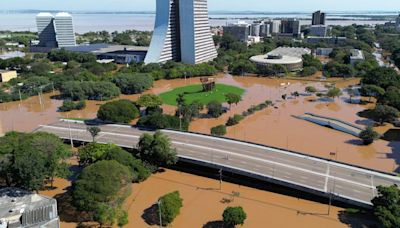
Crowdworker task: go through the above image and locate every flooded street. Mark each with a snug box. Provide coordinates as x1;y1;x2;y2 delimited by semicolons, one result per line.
1;74;399;173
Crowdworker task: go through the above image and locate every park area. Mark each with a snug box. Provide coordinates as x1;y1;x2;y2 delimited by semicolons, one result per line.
159;83;245;106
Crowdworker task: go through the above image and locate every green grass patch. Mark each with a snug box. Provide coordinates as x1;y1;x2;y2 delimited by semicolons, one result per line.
159;84;245;106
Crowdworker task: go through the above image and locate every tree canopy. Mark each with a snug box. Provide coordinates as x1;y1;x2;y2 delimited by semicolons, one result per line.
137;131;178;167
372;185;400;228
97;99;139;123
222;206;247;227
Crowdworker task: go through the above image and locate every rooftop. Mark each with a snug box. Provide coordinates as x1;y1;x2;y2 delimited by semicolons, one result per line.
0;188;56;220
267;47;311;58
64;43;148;54
36;12;53;17
250;54;302;65
55;12;72;17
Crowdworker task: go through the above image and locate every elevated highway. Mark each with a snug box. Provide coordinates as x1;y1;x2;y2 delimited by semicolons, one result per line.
34;120;400;208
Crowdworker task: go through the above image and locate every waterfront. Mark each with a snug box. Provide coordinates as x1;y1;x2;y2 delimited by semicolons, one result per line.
0;12;393;33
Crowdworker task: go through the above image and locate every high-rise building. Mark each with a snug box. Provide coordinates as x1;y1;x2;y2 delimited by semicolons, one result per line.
36;13;57;48
280;19;301;36
144;0;217;65
223;21;251;42
35;12;76;49
54;12;76;48
251;23;262;37
396;14;400;27
312;10;326;25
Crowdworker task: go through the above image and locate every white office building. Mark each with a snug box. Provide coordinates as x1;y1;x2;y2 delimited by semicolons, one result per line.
54;12;76;48
36;12;76;49
36;13;57;48
145;0;217;65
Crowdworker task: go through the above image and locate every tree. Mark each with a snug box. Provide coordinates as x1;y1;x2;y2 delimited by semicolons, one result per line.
137;131;178;167
371;105;399;125
101;146;151;182
59;100;86;112
359;126;380;145
372;185;400;228
211;125;227;136
305;86;317;93
346;88;357;104
113;73;154;94
137;94;163;110
225;93;241;109
97;99;140;123
78;143;113;166
222;206;247;227
73;160;133;213
326;87;342;100
157;191;183;226
137;113;190;131
361;67;400;90
60;81;121;101
87;126;101;142
226;115;244;126
207;101;224;118
361;84;385;102
0;132;71;191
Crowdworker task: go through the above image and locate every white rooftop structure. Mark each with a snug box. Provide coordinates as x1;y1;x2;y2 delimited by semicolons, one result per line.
0;188;59;228
267;47;312;58
350;49;365;64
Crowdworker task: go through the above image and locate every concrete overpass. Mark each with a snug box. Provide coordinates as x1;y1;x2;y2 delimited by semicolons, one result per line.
34;120;400;208
296;113;364;137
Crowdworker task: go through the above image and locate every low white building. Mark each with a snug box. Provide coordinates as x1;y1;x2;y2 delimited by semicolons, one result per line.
350;49;365;65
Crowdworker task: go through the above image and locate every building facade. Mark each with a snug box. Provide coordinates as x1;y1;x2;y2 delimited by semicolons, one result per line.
36;13;57;48
223;22;251;42
309;25;329;37
54;12;76;48
312;10;326;25
145;0;217;65
0;70;17;82
280;19;301;37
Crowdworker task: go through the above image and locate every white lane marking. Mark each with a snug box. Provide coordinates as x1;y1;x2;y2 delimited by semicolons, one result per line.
39;125;382;190
49;123;400;183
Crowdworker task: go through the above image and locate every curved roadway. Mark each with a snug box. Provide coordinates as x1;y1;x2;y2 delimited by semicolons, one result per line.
34;120;400;207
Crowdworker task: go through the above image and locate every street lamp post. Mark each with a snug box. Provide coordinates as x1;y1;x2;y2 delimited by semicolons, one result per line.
219;168;223;190
158;200;162;228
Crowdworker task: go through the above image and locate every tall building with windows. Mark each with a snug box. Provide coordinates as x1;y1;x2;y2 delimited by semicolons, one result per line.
35;12;76;49
54;12;76;48
312;10;326;25
145;0;217;65
36;13;57;48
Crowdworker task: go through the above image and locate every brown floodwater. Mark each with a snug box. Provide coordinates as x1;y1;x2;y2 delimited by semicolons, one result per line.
0;74;399;173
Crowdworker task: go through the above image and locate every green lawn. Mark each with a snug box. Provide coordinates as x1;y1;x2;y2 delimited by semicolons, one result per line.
159;84;245;106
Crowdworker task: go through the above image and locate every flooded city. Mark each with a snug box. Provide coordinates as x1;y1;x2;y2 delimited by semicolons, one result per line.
1;73;398;173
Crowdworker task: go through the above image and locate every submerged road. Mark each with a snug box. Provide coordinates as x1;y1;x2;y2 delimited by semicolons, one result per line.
35;120;400;207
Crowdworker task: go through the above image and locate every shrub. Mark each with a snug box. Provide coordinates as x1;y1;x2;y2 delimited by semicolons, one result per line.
59;100;86;112
226;114;244;126
207;101;224;118
157;191;183;226
97;100;139;123
223;206;247;227
137;113;189;131
359;126;380;145
211;125;227;136
113;73;154;94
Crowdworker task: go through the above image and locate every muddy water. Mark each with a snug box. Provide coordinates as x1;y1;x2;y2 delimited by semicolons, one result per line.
0;74;398;172
125;169;352;228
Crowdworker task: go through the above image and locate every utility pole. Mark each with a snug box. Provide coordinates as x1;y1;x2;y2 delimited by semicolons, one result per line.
219;168;223;190
67;114;74;148
158;199;163;228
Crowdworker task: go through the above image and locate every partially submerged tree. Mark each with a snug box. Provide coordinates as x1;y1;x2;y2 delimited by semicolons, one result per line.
222;206;247;227
359;126;380;145
372;185;400;228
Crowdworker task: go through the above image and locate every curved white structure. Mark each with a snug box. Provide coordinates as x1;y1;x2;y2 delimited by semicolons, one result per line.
145;0;217;65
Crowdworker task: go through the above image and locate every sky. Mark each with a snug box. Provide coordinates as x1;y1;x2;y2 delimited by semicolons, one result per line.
1;0;400;12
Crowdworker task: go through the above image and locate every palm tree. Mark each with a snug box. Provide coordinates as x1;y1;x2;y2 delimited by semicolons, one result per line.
87;126;101;142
